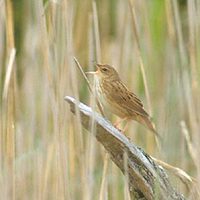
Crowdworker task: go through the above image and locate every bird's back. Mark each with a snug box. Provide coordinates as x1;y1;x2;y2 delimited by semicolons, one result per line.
101;79;149;118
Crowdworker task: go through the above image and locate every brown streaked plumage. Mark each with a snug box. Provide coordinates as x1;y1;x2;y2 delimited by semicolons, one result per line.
87;64;159;137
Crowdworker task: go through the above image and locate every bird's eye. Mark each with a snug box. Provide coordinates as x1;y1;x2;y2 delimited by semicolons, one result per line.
102;68;108;72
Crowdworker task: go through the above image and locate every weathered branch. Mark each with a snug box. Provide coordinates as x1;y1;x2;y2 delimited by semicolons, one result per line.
65;96;185;200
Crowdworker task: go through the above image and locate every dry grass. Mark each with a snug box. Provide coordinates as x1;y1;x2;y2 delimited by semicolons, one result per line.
0;0;200;199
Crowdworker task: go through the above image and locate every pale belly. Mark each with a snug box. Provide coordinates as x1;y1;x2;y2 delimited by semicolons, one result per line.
94;77;129;119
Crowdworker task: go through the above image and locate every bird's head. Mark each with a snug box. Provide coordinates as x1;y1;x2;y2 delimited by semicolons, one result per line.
86;64;119;81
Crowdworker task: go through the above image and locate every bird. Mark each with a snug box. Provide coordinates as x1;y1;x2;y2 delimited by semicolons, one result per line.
86;64;159;138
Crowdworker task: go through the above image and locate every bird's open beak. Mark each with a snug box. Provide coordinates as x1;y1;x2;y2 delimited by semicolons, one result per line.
85;64;102;75
85;71;98;75
96;64;102;67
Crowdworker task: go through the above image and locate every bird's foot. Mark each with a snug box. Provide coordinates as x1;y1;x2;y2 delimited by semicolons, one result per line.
114;124;122;132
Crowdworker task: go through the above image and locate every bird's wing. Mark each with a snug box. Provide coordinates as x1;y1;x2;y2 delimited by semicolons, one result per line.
107;81;149;117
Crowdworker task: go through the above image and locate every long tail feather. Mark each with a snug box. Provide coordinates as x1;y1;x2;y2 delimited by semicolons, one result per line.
137;116;161;140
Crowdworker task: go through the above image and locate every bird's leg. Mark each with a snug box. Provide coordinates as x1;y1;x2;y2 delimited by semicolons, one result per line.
114;117;129;131
121;119;131;133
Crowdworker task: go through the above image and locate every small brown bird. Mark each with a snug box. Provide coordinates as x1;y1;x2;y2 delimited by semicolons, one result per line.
87;64;159;137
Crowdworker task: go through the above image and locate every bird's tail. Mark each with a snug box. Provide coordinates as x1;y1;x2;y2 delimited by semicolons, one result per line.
137;115;161;140
137;115;162;151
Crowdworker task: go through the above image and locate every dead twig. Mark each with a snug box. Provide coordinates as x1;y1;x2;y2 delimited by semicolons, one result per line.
73;57;105;117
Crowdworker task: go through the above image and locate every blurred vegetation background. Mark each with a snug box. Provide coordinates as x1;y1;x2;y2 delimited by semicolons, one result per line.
0;0;200;199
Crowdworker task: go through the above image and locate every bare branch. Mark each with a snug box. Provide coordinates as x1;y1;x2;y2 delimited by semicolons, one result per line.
65;96;186;200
